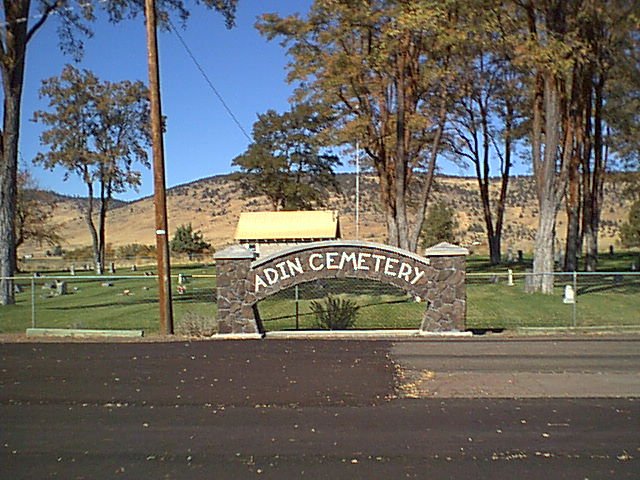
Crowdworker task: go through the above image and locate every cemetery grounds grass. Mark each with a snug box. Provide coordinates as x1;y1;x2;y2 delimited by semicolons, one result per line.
1;252;639;334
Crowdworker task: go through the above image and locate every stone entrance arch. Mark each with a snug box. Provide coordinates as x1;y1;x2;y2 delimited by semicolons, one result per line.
214;241;468;335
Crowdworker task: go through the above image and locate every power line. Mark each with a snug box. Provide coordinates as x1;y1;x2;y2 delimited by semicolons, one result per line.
167;17;252;142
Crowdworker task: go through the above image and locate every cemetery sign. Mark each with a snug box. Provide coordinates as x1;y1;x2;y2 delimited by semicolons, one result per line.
215;240;468;335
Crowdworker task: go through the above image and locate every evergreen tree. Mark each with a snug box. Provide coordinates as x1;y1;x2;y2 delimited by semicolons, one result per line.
420;202;458;250
232;104;341;211
170;224;211;259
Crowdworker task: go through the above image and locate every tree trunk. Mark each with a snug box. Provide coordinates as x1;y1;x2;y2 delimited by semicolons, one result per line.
491;100;513;267
564;155;581;272
394;67;410;252
97;177;110;274
489;234;502;266
531;72;564;294
407;99;445;253
0;0;30;305
83;184;102;275
564;200;580;271
532;200;557;294
583;76;606;272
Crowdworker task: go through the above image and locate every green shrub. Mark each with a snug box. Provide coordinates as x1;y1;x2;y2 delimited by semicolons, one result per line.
310;295;359;330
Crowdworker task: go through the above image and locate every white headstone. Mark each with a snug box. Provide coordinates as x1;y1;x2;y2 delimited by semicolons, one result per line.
507;269;514;287
563;285;575;304
55;280;67;296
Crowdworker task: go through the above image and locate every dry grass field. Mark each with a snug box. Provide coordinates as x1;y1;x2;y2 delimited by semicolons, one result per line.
19;174;634;257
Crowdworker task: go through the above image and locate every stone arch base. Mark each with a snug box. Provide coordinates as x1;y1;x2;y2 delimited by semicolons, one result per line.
214;241;468;335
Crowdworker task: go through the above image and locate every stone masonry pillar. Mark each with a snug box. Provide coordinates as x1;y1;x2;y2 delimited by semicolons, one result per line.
214;245;258;334
420;242;468;332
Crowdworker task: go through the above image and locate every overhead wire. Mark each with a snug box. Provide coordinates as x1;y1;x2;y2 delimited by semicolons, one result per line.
167;17;252;142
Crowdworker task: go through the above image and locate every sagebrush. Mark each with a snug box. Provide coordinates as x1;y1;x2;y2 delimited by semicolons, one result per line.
175;311;217;337
310;295;359;330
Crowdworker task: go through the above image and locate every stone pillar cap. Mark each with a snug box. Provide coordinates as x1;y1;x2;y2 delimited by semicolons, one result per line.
423;242;469;256
214;244;256;260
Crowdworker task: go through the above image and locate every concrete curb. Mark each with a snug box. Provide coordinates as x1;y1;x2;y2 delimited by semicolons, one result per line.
263;330;472;340
417;330;474;337
26;328;144;338
210;333;264;340
517;326;640;335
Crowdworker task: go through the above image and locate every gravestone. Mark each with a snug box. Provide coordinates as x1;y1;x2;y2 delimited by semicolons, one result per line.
69;264;75;276
109;262;116;274
507;269;514;286
517;250;524;263
131;264;137;272
563;285;575;304
55;280;67;296
506;247;514;263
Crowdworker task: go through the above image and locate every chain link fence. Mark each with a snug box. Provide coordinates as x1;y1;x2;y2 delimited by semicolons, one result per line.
17;254;213;274
1;271;639;334
2;273;217;334
256;272;640;332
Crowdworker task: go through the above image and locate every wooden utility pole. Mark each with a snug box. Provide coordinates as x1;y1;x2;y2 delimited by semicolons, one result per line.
144;0;174;334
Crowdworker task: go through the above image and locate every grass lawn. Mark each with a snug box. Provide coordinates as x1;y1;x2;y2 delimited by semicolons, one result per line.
0;265;217;335
1;253;638;334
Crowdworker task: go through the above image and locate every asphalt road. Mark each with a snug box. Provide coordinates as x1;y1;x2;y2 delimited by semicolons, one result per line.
1;337;639;479
393;337;640;398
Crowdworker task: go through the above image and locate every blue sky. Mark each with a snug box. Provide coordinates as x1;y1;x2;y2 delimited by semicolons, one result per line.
18;1;316;201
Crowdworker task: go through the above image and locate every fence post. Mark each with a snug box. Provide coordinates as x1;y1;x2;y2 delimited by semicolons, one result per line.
295;285;299;330
31;275;36;328
572;271;577;328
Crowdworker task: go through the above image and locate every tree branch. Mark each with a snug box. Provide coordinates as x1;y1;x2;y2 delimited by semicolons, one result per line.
26;1;59;45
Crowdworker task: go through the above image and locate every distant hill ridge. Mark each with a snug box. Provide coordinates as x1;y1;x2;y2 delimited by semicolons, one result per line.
20;173;634;255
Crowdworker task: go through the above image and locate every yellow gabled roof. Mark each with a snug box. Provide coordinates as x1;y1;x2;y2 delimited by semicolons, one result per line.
235;210;341;241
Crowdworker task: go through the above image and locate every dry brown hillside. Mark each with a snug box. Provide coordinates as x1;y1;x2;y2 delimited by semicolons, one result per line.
20;174;634;257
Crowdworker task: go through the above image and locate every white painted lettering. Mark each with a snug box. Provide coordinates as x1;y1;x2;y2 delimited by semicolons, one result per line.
276;262;291;280
372;254;386;272
384;258;399;276
309;253;324;271
326;252;339;270
287;258;304;276
357;252;371;271
398;262;412;282
264;267;279;285
255;274;268;292
410;267;426;285
339;251;358;270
